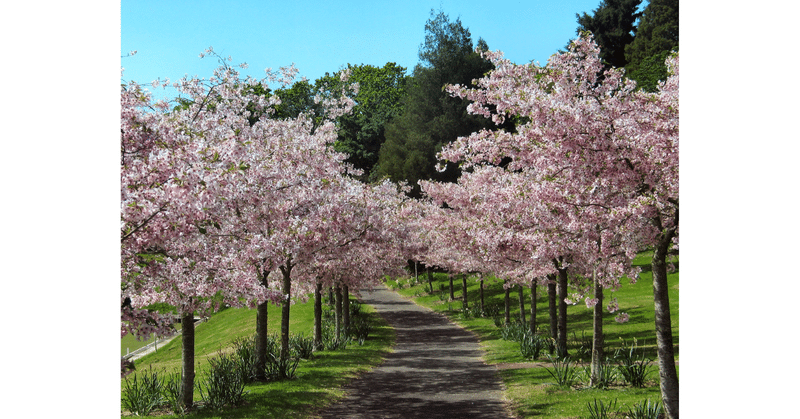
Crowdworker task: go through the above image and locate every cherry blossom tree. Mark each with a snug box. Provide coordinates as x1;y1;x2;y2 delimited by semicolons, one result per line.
440;34;678;417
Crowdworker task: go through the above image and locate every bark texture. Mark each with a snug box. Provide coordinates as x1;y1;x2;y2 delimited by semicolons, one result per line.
590;271;604;386
314;282;323;349
180;311;195;408
279;260;293;378
556;263;569;357
653;227;679;419
254;268;270;380
547;275;558;341
530;279;537;335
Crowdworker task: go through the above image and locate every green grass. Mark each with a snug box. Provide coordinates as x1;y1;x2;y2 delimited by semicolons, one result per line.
121;297;395;418
389;250;678;419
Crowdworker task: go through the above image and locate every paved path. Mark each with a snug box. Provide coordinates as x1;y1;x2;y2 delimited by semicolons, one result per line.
319;286;515;419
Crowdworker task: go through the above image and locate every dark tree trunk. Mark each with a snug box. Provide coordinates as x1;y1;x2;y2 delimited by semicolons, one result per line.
504;282;511;327
479;278;485;314
254;268;270;380
548;275;558;341
530;279;537;335
653;225;679;419
254;299;269;380
449;273;455;301
427;268;434;293
314;282;323;350
461;273;468;310
180;311;195;408
279;260;293;378
334;283;342;340
556;262;569;357
343;284;350;336
590;270;604;386
518;284;526;326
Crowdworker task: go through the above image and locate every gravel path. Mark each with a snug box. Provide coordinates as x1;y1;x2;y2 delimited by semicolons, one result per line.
318;286;515;419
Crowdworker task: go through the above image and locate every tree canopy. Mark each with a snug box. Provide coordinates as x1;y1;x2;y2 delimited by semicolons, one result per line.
374;9;498;197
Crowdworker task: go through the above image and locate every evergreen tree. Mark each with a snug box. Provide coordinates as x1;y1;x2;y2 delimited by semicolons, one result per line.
331;63;409;181
625;0;679;91
575;0;643;68
374;9;496;197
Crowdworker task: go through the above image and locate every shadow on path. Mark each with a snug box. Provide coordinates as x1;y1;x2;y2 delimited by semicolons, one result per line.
318;287;514;419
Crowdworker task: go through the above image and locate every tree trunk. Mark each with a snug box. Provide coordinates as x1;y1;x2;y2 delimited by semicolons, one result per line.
279;260;293;379
530;279;537;335
590;269;604;386
653;227;679;419
334;283;342;340
518;284;526;326
343;284;350;337
461;273;469;310
556;263;569;357
479;278;485;314
254;269;269;381
254;299;269;380
180;311;195;408
504;282;511;327
314;282;323;350
449;273;455;301
548;275;558;342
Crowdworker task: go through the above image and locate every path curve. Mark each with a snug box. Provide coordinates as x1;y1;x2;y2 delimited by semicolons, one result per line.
318;286;515;419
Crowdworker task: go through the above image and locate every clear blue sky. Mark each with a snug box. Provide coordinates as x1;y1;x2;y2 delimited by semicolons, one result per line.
122;0;617;101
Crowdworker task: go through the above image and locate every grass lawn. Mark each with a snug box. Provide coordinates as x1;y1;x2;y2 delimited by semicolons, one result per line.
388;250;678;419
121;296;395;418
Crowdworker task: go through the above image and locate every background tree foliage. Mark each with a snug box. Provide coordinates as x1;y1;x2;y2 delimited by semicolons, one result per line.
625;0;679;92
329;63;409;181
575;0;643;69
374;9;499;197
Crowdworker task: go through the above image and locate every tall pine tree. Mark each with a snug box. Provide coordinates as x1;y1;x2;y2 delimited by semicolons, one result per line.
374;9;495;197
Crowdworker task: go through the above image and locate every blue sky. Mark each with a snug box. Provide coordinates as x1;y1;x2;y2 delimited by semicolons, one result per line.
122;0;615;101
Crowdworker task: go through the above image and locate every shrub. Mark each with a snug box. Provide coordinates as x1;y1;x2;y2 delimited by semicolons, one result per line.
582;357;617;389
266;352;300;380
519;333;554;360
231;335;258;383
197;351;248;410
586;398;618;419
501;322;528;342
627;399;663;419
162;372;184;415
544;355;580;388
614;338;653;387
290;333;315;359
121;367;165;416
348;316;372;345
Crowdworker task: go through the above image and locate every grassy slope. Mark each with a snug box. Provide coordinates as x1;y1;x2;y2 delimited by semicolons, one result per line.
122;297;395;418
389;251;678;419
